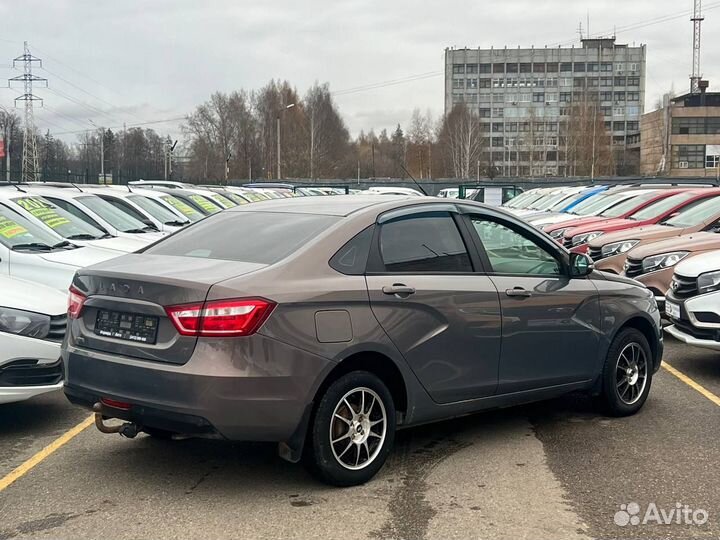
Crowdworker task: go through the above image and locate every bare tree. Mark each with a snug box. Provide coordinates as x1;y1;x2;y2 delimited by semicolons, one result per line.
437;104;485;179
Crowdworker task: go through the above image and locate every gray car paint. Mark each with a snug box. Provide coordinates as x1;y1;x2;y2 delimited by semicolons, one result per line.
63;195;663;459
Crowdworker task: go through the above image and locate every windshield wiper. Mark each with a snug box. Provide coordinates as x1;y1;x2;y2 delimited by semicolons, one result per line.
123;228;147;234
52;240;76;249
164;220;189;227
11;242;54;251
66;234;100;240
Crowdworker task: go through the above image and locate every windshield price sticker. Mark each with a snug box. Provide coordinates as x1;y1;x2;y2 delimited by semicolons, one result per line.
188;195;218;213
0;216;28;239
162;196;198;217
15;198;71;229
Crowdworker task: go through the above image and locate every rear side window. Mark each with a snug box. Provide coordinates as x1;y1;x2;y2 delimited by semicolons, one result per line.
378;212;473;273
330;226;374;275
146;211;339;264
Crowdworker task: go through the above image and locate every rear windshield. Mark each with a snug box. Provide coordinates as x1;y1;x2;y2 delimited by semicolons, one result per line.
145;211;340;264
600;192;659;218
629;192;696;221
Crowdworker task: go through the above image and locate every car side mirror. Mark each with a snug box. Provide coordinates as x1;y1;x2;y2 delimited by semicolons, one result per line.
570;252;594;277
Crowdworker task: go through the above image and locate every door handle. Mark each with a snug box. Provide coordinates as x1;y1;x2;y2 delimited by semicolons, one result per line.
382;284;416;297
505;288;532;298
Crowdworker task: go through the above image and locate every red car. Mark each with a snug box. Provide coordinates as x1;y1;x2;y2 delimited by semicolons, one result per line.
543;189;665;241
563;188;720;253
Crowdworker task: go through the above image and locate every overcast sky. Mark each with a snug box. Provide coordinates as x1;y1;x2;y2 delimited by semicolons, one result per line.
0;0;717;143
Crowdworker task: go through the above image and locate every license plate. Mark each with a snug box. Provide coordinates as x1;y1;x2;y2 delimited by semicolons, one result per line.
665;301;680;319
95;310;159;344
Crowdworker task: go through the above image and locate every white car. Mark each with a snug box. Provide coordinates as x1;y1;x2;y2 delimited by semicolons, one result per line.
0;275;68;404
366;186;424;197
80;185;191;233
0;204;117;290
665;250;720;351
129;181;238;210
21;184;165;243
0;187;146;253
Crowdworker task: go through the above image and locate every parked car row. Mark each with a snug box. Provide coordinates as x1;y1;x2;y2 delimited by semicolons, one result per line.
504;182;720;352
0;180;326;406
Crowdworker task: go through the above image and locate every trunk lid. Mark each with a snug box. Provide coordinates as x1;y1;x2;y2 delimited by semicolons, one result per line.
71;254;267;364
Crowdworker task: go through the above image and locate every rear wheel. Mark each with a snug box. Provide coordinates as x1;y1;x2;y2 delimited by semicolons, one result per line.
305;371;396;486
599;328;653;416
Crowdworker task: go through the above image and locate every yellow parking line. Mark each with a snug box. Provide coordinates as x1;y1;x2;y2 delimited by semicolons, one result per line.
0;414;94;493
662;362;720;407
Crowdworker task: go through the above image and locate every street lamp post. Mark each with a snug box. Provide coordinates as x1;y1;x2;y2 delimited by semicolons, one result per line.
89;120;104;183
277;103;295;179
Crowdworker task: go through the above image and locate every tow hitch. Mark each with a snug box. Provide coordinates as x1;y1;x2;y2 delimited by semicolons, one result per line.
92;402;141;438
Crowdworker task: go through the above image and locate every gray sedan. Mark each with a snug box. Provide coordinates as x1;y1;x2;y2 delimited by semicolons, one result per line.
63;196;663;486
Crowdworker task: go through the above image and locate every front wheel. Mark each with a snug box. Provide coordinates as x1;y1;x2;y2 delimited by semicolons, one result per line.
305;371;396;486
599;328;653;417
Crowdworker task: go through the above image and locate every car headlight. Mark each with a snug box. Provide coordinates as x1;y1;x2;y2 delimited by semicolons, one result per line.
572;231;603;246
697;270;720;295
0;307;51;339
601;240;640;257
548;228;567;239
641;251;689;274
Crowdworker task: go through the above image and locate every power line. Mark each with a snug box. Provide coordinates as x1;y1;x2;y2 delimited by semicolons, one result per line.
332;72;443;97
52;115;187;136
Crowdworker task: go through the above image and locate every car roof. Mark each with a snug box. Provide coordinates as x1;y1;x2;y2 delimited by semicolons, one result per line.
228;194;469;217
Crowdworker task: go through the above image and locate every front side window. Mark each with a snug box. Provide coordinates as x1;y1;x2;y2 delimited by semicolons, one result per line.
471;218;562;276
379;213;472;273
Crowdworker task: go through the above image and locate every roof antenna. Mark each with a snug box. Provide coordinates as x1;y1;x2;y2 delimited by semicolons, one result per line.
9;182;26;193
69;183;83;193
398;163;428;196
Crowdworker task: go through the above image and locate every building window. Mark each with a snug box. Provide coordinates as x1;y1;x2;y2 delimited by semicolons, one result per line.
615;91;626;102
615;63;625;73
492;92;504;101
506;63;519;73
479;108;491;118
492;122;504;132
466;93;478;103
518;122;530;132
627;77;640;87
480;122;491;133
467;78;478;89
533;63;546;73
479;63;491;74
453;79;464;89
466;64;479;74
613;106;625;116
453;64;465;74
506;137;517;146
626;105;640;117
493;63;505;73
707;154;720;169
600;91;613;101
519;93;531;102
479;78;491;88
587;77;600;87
559;92;572;103
600;106;612;116
560;62;573;72
587;63;599;72
672;117;720;135
546;77;557;87
559;77;573;87
601;63;613;72
613;121;625;131
547;136;558;146
573;78;586;88
600;77;613;87
546;121;558;131
614;76;626;86
672;145;705;169
507;122;518;132
492;107;504;117
520;63;532;73
492;137;504;147
452;94;464;103
546;62;559;73
627;121;639;131
629;62;639;73
492;78;505;88
574;62;586;72
613;135;626;145
627;92;640;102
533;92;545;103
479;93;491;103
546;92;558;102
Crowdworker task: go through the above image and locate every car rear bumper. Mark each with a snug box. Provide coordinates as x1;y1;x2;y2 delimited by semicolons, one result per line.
665;324;720;351
63;335;333;442
0;382;63;404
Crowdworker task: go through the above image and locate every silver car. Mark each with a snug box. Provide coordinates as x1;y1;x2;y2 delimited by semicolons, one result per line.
63;196;663;486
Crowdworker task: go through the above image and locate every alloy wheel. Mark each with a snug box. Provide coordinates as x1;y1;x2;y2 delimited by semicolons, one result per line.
615;342;648;405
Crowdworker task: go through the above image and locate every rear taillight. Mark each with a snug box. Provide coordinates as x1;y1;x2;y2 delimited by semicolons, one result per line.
165;298;275;337
68;285;87;319
100;397;132;410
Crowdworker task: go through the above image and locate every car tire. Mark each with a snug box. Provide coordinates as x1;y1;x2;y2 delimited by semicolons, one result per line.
600;328;653;417
305;371;396;487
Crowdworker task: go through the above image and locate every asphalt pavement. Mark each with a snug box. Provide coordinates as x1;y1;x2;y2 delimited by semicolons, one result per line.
0;336;718;540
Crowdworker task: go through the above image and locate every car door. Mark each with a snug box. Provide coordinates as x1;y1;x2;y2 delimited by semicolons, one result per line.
365;206;502;403
463;212;601;394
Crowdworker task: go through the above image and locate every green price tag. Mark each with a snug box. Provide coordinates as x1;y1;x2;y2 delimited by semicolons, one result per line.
162;196;199;217
15;197;71;229
0;216;28;239
210;194;235;209
188;195;220;214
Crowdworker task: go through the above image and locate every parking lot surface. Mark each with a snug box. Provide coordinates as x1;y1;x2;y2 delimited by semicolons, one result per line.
1;336;719;540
